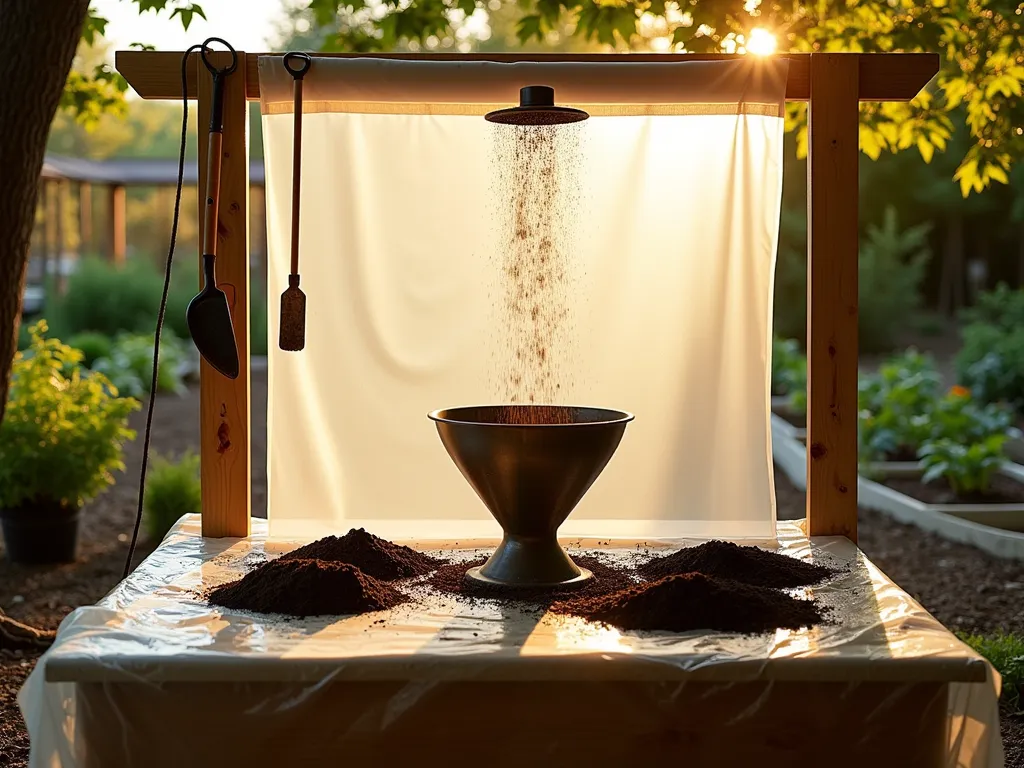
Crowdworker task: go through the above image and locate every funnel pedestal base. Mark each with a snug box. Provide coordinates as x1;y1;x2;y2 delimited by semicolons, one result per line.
465;535;594;590
465;565;593;590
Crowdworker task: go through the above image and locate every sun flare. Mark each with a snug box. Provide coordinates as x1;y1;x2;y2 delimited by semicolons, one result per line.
746;27;778;56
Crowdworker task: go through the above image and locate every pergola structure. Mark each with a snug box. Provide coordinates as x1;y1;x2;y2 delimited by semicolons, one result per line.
33;154;267;287
115;50;940;544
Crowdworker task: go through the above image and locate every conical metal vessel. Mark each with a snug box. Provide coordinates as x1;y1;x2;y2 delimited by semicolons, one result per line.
429;405;633;588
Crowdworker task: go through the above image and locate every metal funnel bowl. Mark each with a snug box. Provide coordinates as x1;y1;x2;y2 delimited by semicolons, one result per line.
428;405;634;589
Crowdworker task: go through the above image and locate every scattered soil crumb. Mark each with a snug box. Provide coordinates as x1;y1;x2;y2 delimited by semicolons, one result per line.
428;554;633;606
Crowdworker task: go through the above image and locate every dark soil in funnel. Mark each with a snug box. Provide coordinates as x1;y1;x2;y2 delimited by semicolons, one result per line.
429;554;634;605
553;572;824;634
280;528;445;580
638;540;836;589
208;558;406;617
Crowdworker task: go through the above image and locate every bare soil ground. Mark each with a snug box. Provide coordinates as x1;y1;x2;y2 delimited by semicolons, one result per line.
1;372;1020;765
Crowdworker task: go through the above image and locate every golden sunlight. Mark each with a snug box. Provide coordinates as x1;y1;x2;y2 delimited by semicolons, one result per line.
746;27;778;56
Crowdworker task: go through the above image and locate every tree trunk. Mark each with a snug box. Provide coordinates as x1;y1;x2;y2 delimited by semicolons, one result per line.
0;0;90;645
0;0;89;414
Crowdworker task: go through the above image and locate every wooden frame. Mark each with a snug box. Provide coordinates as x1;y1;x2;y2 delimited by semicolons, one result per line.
115;51;938;542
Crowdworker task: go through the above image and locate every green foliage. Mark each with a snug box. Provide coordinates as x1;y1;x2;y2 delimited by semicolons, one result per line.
47;259;192;342
144;451;201;541
92;332;188;399
771;336;803;396
0;322;138;509
772;207;808;342
956;285;1024;416
857;208;931;353
66;331;114;368
928;389;1018;445
920;436;1007;495
251;291;269;357
957;631;1024;713
858;350;942;462
65;2;202;127
771;207;930;352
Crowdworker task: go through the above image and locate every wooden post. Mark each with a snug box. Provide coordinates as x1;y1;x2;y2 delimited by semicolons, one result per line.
196;52;251;538
41;181;53;289
108;185;127;264
79;181;93;256
806;54;860;540
55;180;66;294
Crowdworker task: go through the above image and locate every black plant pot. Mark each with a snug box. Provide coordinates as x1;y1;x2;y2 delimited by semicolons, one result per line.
0;502;81;565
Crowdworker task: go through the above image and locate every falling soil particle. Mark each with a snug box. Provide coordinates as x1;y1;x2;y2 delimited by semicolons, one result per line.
428;554;634;606
552;572;824;634
207;558;405;617
280;528;445;580
490;122;582;421
638;540;835;589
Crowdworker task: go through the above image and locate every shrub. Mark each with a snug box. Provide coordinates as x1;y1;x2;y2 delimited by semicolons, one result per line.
920;436;1007;495
66;331;114;368
771;206;931;353
956;286;1024;417
92;331;189;399
957;631;1024;712
144;451;201;541
0;322;138;510
858;350;942;462
46;258;193;342
771;336;804;396
858;208;931;353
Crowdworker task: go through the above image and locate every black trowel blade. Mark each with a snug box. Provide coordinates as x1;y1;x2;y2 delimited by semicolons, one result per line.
187;287;240;379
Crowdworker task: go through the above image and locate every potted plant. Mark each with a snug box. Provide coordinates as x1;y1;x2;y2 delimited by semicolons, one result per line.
0;322;138;564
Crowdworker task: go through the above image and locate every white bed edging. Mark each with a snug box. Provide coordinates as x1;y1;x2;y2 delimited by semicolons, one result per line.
858;470;1024;561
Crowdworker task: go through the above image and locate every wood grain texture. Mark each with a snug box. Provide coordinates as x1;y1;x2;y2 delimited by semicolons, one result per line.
115;51;938;103
196;52;251;539
806;54;860;541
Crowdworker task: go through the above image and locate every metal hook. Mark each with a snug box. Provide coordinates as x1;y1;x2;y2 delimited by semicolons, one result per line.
200;36;238;76
283;52;312;80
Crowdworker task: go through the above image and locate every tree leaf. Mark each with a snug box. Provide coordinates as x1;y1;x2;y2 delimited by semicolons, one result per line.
516;14;543;43
917;136;934;164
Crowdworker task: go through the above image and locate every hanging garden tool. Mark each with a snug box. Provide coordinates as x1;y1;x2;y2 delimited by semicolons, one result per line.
186;39;241;379
279;52;312;351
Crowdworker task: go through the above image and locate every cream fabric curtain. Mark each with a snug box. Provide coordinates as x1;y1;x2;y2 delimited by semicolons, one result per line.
259;57;788;539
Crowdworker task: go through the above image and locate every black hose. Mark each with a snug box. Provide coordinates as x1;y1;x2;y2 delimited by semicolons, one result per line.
123;39;233;579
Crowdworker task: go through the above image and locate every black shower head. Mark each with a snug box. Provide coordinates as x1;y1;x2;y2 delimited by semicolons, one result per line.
485;85;589;126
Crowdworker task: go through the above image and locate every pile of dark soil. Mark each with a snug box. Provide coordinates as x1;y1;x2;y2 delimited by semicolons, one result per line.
638;540;834;589
553;572;824;633
208;558;405;617
429;554;633;606
280;528;444;580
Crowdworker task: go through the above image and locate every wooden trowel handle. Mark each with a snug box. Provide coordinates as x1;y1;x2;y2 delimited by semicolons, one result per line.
202;71;226;260
202;130;223;258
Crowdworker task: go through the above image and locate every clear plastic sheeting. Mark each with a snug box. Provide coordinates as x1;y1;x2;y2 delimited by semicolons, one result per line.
259;58;787;539
21;516;1001;767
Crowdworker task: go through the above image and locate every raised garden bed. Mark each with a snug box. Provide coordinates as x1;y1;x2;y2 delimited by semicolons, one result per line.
858;464;1024;561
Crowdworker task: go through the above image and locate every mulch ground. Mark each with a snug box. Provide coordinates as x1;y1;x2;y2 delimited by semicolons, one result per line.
1;376;1021;765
